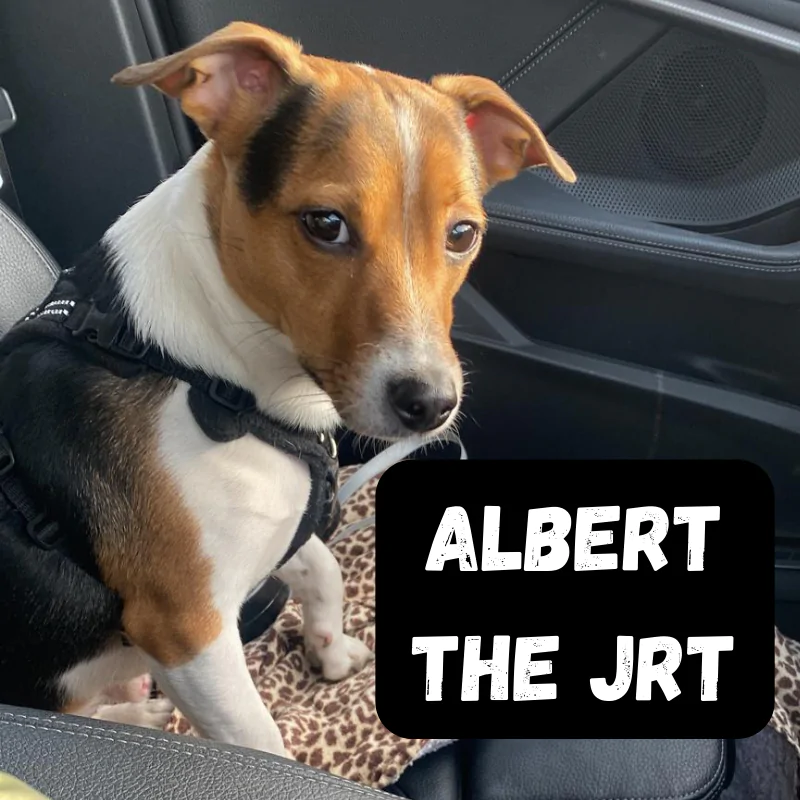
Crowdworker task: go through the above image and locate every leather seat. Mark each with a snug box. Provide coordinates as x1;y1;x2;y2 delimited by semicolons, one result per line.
0;201;795;799
0;706;793;800
0;201;57;335
0;704;389;800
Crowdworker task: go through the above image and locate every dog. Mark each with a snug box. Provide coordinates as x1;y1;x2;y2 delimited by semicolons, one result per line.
0;22;575;755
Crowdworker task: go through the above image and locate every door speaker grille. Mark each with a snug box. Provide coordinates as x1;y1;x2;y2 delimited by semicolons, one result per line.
534;29;800;228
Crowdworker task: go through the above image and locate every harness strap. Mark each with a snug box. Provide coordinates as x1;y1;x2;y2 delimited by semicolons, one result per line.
12;286;340;568
56;296;254;412
187;387;340;567
0;429;61;549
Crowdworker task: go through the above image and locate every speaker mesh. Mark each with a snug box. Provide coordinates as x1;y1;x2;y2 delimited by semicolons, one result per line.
534;29;800;228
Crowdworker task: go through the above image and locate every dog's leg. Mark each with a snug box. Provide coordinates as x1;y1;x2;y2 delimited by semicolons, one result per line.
144;623;287;755
276;535;373;680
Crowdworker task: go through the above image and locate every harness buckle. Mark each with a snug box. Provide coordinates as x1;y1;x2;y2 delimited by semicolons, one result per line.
0;431;15;477
109;326;151;360
209;379;254;413
66;302;125;350
26;512;61;549
66;302;150;361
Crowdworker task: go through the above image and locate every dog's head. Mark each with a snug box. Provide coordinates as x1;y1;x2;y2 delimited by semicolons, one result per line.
113;23;575;439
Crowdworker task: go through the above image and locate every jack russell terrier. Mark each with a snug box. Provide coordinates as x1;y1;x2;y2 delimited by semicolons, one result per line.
0;22;575;754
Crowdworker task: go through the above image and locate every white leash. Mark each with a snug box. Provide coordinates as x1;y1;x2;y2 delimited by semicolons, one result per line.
329;432;468;545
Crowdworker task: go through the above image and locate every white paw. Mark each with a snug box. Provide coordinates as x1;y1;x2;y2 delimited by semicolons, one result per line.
93;697;175;729
137;697;176;729
308;633;374;682
102;674;153;704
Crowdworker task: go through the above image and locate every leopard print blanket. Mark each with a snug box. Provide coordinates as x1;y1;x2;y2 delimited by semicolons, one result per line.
160;464;800;789
772;628;800;758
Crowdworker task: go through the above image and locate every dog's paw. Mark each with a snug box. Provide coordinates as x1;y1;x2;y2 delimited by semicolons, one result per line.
93;697;175;729
308;633;374;682
102;674;153;704
139;697;176;728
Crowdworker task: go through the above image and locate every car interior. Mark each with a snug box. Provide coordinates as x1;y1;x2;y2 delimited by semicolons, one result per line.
2;0;800;797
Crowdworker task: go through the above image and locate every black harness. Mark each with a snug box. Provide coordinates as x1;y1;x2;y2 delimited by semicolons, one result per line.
0;268;341;572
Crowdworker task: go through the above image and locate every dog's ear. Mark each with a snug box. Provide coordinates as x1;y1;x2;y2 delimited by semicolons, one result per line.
112;22;305;149
432;74;576;189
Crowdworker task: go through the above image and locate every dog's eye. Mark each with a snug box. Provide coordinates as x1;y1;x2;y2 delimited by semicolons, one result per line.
301;210;351;246
446;221;479;255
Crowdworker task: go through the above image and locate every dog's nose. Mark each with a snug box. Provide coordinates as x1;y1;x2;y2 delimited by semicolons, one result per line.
388;378;456;433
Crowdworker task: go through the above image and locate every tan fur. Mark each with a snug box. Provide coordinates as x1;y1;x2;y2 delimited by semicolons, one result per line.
199;61;486;415
431;74;576;186
113;23;304;151
113;23;574;428
87;375;222;667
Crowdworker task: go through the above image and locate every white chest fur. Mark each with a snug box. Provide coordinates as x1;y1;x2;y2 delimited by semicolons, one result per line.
156;383;311;614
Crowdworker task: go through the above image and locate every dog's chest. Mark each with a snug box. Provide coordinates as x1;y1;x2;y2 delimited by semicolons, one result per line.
157;384;310;611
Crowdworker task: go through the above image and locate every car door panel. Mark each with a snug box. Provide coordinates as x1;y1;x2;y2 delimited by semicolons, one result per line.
0;0;186;266
164;0;604;80
711;0;800;31
451;281;800;635
617;0;800;53
3;0;799;631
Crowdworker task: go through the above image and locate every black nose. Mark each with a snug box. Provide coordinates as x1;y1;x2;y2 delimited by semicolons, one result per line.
388;378;456;433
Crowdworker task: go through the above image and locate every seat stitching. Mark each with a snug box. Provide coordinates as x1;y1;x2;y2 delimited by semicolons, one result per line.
498;2;599;85
505;6;606;89
0;713;390;797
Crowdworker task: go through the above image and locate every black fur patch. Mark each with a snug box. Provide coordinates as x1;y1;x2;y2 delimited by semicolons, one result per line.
0;336;126;709
312;102;354;159
240;84;317;209
0;242;158;710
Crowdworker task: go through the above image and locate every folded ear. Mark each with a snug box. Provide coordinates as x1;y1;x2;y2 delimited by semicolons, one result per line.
432;74;576;189
112;22;305;148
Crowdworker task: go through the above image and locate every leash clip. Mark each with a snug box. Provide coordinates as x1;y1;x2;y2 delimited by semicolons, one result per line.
319;432;338;460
